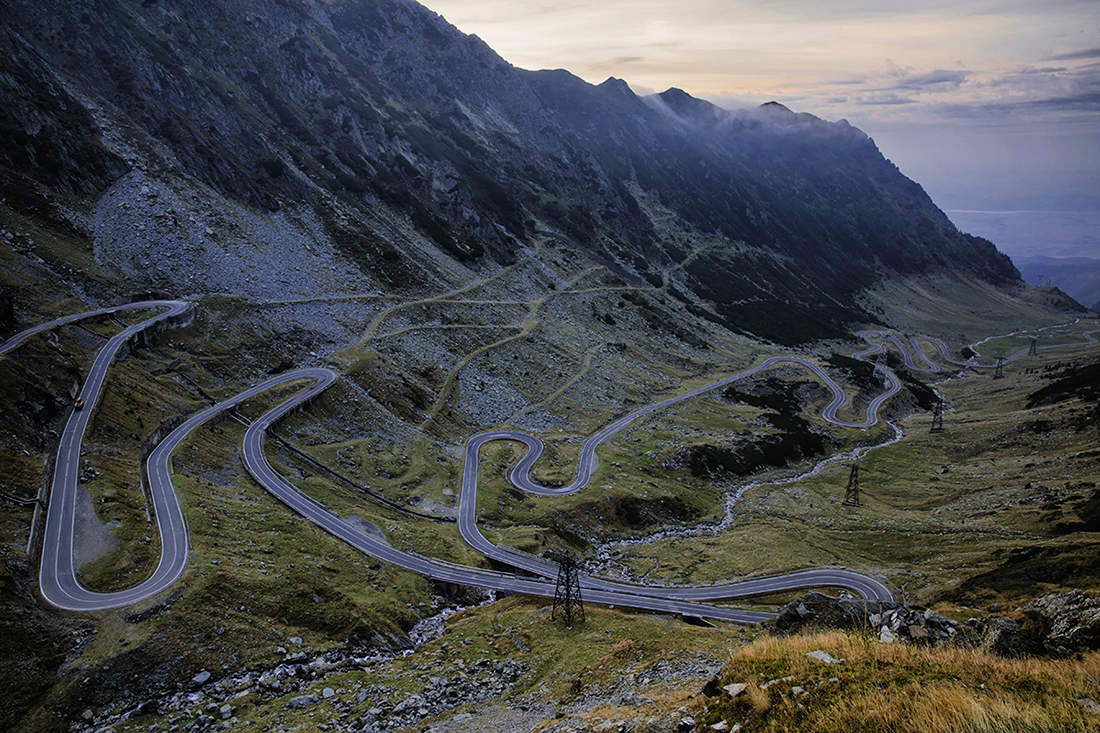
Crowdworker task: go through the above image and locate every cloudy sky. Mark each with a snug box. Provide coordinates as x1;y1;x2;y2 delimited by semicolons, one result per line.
420;0;1100;260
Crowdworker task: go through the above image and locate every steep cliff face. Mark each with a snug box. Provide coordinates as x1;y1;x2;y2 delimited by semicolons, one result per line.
2;0;1018;342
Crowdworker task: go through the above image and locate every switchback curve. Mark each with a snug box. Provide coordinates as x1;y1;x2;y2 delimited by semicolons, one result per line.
7;301;1097;618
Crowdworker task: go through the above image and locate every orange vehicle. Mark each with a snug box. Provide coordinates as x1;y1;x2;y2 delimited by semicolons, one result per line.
73;398;85;410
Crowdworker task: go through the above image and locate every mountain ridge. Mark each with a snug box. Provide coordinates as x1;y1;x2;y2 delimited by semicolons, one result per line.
3;4;1099;730
2;0;1019;342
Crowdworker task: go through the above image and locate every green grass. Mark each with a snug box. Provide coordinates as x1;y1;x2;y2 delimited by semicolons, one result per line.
606;347;1100;602
967;319;1100;360
467;364;899;563
862;272;1089;343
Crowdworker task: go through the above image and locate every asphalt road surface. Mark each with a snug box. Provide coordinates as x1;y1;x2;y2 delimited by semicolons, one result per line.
1;300;193;611
7;302;1097;618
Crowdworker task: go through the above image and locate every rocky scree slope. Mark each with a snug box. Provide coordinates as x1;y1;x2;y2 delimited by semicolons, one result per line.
2;0;1019;343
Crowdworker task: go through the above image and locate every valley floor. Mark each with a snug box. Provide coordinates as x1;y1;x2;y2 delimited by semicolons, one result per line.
3;306;1096;731
2;209;1098;731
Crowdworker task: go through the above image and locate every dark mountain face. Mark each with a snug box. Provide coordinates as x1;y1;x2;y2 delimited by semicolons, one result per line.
2;0;1018;343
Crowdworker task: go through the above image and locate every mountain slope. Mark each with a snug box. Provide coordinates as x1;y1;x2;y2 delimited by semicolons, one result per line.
2;0;1018;343
2;4;1095;730
1015;256;1100;312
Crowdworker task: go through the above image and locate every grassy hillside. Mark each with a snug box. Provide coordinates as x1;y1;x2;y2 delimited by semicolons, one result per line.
1;195;1095;729
695;630;1100;732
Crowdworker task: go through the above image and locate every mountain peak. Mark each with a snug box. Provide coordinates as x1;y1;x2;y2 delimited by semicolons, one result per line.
659;87;692;101
598;77;636;97
760;100;794;114
655;87;726;125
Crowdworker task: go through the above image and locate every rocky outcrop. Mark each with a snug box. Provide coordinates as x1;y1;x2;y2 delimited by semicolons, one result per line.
1021;589;1100;655
773;592;891;634
959;590;1100;658
772;592;959;645
969;616;1039;658
77;645;529;733
777;590;1100;658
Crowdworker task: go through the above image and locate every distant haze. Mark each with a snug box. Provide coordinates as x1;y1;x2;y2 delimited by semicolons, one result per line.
421;0;1100;261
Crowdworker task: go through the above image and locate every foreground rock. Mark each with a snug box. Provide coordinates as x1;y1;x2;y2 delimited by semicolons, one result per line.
1021;589;1100;656
804;650;844;665
775;590;1100;658
968;589;1100;658
969;616;1037;657
772;592;958;646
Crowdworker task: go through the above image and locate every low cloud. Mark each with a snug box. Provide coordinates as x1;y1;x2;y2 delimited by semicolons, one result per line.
880;69;970;91
795;59;1100;127
1015;66;1068;74
1046;48;1100;61
857;93;917;105
928;63;1100;120
1021;90;1100;112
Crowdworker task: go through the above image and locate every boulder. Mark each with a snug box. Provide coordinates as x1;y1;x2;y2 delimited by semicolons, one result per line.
774;593;957;646
722;682;747;697
289;694;319;709
975;617;1033;658
773;592;894;635
701;676;724;697
1020;589;1100;656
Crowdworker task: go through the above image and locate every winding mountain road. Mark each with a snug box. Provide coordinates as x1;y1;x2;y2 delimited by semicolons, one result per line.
456;353;901;604
6;301;1096;618
1;300;193;611
858;319;1099;374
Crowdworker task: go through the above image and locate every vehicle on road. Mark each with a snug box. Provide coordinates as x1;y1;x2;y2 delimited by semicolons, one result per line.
73;398;85;410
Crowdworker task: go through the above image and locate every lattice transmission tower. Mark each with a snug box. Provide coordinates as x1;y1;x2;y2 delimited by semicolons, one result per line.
550;552;585;626
843;465;861;507
930;399;945;433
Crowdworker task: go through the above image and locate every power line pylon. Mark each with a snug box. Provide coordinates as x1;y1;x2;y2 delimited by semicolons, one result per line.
550;552;585;626
874;351;889;386
993;357;1004;379
930;399;945;433
1028;338;1038;356
842;465;861;507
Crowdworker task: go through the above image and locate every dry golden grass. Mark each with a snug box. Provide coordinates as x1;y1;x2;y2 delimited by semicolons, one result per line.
744;680;770;714
599;638;637;664
699;631;1100;732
